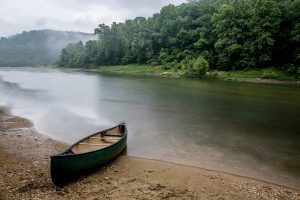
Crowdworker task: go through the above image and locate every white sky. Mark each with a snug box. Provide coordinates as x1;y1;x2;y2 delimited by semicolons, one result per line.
0;0;186;37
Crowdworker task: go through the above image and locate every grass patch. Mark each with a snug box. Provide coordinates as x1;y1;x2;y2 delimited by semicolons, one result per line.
87;64;298;83
208;68;296;81
95;64;181;76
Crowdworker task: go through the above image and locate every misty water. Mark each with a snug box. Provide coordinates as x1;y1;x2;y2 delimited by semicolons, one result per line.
0;67;299;188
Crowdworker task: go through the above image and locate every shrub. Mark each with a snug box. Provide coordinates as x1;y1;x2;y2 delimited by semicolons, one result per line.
261;71;279;79
191;56;209;78
286;64;300;78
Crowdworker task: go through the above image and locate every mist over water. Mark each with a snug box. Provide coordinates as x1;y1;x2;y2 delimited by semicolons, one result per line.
0;67;299;188
0;67;111;141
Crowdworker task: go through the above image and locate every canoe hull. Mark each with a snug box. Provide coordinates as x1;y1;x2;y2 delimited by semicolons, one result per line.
51;132;127;186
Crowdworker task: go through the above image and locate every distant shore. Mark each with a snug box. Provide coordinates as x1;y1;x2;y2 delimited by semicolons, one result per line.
78;65;300;85
0;107;299;199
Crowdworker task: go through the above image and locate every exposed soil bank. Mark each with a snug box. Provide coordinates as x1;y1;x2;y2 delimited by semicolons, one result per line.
0;108;299;200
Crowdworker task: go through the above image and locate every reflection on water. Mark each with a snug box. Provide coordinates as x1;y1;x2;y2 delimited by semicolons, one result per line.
0;67;299;188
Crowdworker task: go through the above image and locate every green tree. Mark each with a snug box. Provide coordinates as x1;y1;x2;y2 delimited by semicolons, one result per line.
250;0;281;66
290;0;300;65
212;0;280;69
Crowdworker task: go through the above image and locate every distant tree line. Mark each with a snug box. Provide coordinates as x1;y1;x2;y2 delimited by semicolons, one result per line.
57;0;300;77
0;30;94;66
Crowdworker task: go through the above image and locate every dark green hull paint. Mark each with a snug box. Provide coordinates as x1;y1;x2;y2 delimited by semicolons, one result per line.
51;124;127;186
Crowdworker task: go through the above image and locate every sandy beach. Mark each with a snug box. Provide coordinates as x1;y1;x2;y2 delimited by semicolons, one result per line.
0;108;299;200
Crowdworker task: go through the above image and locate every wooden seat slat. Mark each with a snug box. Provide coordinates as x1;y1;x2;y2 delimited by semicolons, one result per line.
78;143;109;146
89;136;120;140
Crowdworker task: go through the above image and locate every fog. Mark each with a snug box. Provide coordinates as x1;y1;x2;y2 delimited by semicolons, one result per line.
0;0;186;37
0;30;96;66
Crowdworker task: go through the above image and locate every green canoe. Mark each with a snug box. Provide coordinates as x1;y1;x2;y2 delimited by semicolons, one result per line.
51;123;127;186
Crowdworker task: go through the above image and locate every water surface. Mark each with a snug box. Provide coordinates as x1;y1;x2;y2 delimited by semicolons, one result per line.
0;67;299;188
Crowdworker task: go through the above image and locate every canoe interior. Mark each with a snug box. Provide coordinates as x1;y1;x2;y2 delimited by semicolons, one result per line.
71;126;123;154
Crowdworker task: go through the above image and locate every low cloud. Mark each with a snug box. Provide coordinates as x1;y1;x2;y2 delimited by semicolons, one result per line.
0;0;186;37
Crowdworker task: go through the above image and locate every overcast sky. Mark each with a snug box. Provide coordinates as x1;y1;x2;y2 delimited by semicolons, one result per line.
0;0;186;37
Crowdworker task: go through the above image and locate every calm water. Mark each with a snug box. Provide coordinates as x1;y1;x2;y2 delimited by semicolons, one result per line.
0;67;299;188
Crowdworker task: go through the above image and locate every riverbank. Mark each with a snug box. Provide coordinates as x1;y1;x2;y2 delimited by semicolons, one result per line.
84;64;182;77
82;65;300;85
0;108;299;199
208;69;300;85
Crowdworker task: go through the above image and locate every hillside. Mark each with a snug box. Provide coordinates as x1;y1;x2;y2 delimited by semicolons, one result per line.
0;30;95;66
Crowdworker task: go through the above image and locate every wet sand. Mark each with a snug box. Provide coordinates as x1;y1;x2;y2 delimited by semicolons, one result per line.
0;108;299;200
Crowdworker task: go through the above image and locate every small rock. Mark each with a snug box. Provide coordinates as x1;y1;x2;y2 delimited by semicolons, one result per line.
128;178;136;182
112;186;118;190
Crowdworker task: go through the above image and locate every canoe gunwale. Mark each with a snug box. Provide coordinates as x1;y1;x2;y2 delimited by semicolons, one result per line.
51;122;127;158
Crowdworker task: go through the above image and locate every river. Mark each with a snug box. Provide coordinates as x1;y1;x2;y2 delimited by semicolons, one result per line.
0;67;299;189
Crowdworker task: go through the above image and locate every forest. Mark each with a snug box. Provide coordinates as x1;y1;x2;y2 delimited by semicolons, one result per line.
0;30;94;66
57;0;300;77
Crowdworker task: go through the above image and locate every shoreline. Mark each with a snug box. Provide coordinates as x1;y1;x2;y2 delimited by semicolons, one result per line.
79;67;300;85
2;66;299;85
219;77;300;85
0;108;299;199
127;155;299;191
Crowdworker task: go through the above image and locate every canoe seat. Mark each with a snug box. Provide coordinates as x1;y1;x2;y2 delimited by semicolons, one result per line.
78;143;109;146
101;131;124;137
89;136;120;140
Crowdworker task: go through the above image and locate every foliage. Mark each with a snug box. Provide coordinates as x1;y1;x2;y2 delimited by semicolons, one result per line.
212;0;281;69
286;64;300;78
192;56;209;77
261;71;279;79
57;0;300;77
